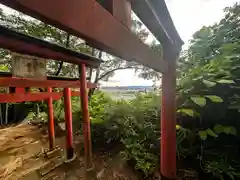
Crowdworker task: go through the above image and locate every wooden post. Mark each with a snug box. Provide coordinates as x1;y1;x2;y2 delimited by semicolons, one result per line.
47;87;55;150
63;87;74;159
80;64;92;170
161;50;177;179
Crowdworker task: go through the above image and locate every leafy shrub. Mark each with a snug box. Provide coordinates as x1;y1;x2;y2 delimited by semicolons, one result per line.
204;159;240;180
26;111;48;123
90;92;161;176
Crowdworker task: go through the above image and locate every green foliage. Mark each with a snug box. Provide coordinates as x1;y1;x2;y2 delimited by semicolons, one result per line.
198;128;218;140
90;92;161;176
26;111;48;122
198;125;236;141
205;95;223;103
217;79;235;84
177;108;195;117
89;91;113;124
198;130;208;140
176;126;190;158
202;79;216;87
191;96;206;107
204;159;240;180
176;3;240;179
0;64;9;71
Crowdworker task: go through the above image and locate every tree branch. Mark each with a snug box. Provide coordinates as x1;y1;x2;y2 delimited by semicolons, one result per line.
55;33;70;76
97;66;134;81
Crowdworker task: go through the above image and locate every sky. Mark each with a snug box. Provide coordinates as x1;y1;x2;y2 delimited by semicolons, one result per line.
0;0;239;86
104;0;239;87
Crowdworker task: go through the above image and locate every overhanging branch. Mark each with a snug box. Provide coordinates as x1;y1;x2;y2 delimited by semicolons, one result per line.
98;66;134;81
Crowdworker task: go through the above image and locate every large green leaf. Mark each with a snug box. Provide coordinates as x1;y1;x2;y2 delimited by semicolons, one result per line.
214;124;224;134
205;95;223;103
198;131;207;140
206;128;218;138
177;108;194;117
0;64;8;71
191;96;206;107
229;126;237;135
224;126;237;135
217;79;235;84
203;80;216;87
223;126;231;134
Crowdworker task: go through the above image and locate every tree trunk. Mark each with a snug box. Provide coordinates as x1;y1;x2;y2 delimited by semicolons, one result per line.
88;48;94;82
55;33;70;76
88;51;102;100
35;103;40;120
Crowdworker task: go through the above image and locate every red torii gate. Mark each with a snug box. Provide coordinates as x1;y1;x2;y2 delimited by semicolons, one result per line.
0;75;98;159
0;0;183;179
0;25;101;165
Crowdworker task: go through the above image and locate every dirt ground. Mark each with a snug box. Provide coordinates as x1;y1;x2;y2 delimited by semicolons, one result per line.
0;124;138;180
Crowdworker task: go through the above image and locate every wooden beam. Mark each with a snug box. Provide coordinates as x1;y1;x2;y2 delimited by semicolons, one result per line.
130;0;171;47
0;26;101;68
0;72;91;81
0;77;97;88
0;0;166;72
130;0;183;49
147;0;183;47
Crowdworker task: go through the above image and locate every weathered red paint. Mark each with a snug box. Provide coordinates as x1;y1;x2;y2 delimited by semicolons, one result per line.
64;88;74;159
80;64;92;169
161;55;177;179
0;77;97;88
15;87;25;93
0;0;166;73
47;87;55;150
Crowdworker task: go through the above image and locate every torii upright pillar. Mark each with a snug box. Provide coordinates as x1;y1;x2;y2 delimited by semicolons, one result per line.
80;64;92;170
47;87;55;150
161;49;178;180
64;87;74;159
